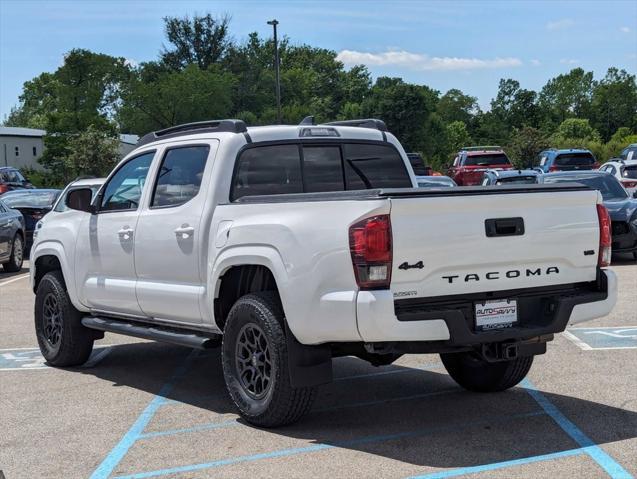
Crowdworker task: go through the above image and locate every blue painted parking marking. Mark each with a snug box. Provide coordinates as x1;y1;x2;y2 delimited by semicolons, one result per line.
522;379;632;478
112;410;547;479
0;347;111;370
564;327;637;350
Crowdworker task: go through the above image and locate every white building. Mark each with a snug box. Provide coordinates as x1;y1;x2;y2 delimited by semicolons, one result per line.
0;127;46;169
0;126;139;170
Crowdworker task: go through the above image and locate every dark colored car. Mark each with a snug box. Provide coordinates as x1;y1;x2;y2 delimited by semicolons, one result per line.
447;147;513;186
536;149;599;173
542;171;637;259
0;189;61;252
406;153;433;176
0;167;34;195
481;169;542;185
0;199;26;272
618;143;637;161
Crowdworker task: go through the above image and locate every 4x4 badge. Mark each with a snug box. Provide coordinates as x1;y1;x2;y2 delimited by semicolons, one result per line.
398;261;424;270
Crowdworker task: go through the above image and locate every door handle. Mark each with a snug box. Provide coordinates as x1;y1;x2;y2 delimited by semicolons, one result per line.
174;225;194;239
117;227;134;240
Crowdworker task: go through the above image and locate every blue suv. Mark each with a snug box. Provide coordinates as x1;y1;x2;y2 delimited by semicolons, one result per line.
536;148;599;173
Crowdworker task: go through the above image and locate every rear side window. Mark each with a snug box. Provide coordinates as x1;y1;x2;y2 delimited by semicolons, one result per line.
232;145;303;200
623;165;637;179
343;144;411;190
151;146;210;207
555;153;595;166
463;154;510;166
231;142;411;201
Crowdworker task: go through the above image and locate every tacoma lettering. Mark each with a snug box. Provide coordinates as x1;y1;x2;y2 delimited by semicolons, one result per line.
443;267;560;284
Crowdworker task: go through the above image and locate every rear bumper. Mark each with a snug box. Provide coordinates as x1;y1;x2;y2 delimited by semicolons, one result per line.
356;269;616;346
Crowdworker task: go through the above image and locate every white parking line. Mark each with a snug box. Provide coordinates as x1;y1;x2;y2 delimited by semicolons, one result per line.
0;273;29;287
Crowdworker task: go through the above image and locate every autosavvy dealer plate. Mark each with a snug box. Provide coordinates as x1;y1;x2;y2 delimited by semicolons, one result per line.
475;299;518;331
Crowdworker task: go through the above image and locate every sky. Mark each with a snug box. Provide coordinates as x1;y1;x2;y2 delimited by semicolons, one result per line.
1;0;636;121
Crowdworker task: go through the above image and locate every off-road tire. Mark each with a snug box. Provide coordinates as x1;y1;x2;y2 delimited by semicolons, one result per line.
3;233;24;272
222;291;317;427
35;271;94;366
440;351;533;392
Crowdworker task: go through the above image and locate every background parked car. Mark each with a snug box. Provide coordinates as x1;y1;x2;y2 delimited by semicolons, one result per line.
618;143;637;161
415;175;457;188
542;171;637;259
406;153;433;176
481;169;542;185
447;146;512;186
536;148;599;173
0;189;61;253
0;199;26;272
33;178;105;240
0;167;34;195
599;159;637;195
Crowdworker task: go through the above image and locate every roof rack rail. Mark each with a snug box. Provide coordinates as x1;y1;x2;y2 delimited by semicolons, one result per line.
137;119;248;147
460;145;502;151
324;119;388;132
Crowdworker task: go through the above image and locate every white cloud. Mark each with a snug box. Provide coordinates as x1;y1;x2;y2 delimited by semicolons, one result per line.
336;50;522;71
620;26;631;33
546;19;574;31
530;59;541;66
560;58;580;65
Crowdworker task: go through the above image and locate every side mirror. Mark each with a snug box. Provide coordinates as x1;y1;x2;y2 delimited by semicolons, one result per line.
66;188;95;213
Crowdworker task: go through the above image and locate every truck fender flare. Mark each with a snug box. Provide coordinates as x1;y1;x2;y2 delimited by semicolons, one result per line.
30;241;83;310
210;246;332;388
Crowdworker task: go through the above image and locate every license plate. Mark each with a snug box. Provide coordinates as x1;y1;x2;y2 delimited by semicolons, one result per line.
475;299;518;331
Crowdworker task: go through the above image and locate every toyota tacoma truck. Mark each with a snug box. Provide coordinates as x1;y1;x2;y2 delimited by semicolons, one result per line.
30;118;617;427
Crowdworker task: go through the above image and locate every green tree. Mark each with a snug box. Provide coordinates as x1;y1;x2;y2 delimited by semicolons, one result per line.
437;89;480;125
65;126;120;179
160;14;231;71
361;77;438;150
552;118;601;143
118;64;235;134
445;121;472;155
508;126;549;168
590;68;637;141
538;68;594;129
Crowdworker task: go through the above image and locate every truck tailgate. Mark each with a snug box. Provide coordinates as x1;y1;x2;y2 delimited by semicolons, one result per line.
387;185;601;299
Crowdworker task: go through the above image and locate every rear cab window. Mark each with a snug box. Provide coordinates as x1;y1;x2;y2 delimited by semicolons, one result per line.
555;152;595;166
463;154;510;166
231;142;411;201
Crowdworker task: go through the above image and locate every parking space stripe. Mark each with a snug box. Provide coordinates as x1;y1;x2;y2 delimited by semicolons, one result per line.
112;410;546;479
138;420;239;440
0;273;29;286
90;350;200;479
406;448;585;479
522;379;632;478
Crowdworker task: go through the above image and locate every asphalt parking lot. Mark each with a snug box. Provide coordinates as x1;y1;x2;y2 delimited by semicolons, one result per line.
1;260;636;479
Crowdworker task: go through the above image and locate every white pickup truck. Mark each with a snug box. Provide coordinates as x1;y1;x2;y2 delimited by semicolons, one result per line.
30;118;617;427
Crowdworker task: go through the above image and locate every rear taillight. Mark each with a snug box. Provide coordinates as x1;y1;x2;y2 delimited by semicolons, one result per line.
0;184;8;194
597;204;612;267
349;215;392;289
549;165;560;172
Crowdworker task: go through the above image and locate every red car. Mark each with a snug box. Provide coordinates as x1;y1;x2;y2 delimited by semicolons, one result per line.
447;147;513;186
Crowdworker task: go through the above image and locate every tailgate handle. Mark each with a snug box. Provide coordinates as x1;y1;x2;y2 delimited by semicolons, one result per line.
485;217;525;237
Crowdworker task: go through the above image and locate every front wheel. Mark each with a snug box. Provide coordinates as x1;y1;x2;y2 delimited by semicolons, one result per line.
441;351;533;392
35;271;95;366
3;233;24;272
221;292;317;427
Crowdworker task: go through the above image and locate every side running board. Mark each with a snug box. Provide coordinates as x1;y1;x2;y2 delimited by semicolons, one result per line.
81;317;218;349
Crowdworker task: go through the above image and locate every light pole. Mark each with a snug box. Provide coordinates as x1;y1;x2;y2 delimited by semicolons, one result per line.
267;19;282;124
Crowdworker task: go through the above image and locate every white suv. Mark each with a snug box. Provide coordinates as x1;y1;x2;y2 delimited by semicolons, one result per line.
599;159;637;196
